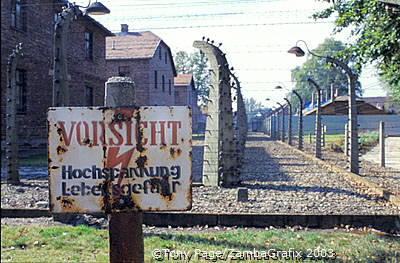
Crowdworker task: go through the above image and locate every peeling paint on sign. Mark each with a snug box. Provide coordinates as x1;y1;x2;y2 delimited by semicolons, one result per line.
48;106;192;213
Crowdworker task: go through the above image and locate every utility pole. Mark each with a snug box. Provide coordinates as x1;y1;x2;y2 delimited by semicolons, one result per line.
6;43;23;184
307;78;322;159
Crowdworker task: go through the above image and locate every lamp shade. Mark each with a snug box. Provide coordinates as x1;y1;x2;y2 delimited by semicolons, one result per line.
85;2;110;15
275;85;283;89
287;46;305;57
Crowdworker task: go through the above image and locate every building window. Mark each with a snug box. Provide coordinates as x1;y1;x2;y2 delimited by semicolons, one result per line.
85;86;94;106
154;71;158;89
168;79;172;95
162;75;165;92
159;47;162;60
164;52;167;64
118;66;130;77
84;31;93;60
16;69;27;113
11;0;26;31
175;91;180;104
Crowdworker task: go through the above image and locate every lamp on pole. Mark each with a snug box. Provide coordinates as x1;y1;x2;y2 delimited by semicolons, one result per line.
275;85;303;150
53;1;110;106
288;40;359;174
307;78;322;159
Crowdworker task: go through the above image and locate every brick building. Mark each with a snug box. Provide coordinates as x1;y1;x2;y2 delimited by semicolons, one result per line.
105;24;176;106
1;0;112;146
174;73;204;133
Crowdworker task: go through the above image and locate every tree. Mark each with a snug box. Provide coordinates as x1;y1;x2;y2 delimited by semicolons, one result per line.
244;97;268;119
174;50;210;105
313;0;400;103
289;38;362;111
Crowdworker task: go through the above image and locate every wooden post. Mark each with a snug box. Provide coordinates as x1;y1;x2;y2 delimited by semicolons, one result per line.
380;121;385;167
105;77;144;263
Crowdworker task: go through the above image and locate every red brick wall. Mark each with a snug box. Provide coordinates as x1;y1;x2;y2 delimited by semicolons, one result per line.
174;86;187;106
1;1;109;146
105;59;151;106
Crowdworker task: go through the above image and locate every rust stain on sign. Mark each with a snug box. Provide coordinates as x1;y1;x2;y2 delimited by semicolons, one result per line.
48;106;192;214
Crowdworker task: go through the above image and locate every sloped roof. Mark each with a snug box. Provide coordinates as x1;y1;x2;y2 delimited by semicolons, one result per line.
83;16;113;37
304;96;387;116
174;74;193;86
106;31;161;60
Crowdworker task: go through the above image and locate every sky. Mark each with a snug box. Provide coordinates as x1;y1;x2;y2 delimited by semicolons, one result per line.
79;0;385;108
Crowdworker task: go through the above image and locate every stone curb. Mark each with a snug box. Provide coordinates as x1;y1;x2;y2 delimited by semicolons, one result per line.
275;140;400;208
1;209;399;232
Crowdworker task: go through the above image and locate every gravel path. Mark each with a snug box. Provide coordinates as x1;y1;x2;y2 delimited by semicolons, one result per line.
2;133;399;215
299;138;400;196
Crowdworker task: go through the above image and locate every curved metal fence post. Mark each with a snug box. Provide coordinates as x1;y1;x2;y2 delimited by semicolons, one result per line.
6;43;23;184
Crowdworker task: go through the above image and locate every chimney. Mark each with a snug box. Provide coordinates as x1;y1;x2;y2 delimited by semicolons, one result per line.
330;84;335;101
121;24;129;33
112;40;116;50
335;88;339;97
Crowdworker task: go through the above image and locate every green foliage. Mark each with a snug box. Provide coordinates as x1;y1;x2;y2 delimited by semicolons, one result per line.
290;38;362;111
313;0;400;103
244;97;268;119
358;130;379;151
174;50;210;105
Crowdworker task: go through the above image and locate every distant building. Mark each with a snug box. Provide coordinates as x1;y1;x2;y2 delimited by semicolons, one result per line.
304;95;388;116
106;24;177;106
174;74;203;133
1;0;112;146
362;97;399;114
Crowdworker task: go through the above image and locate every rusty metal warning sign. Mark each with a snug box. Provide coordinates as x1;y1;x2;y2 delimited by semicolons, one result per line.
48;106;192;213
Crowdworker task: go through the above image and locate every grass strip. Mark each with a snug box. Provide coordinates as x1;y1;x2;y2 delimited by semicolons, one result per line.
1;225;399;262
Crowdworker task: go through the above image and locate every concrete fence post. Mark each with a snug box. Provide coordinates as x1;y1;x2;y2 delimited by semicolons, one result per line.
379;121;385;167
6;43;23;184
194;40;239;187
269;115;273;137
284;98;292;146
231;73;247;167
322;125;326;147
308;78;322;159
105;77;144;263
292;90;303;150
281;107;285;142
344;123;349;156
